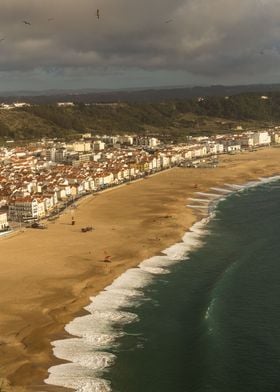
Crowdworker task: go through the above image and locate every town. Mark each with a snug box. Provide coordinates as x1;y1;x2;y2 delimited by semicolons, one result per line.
0;128;279;235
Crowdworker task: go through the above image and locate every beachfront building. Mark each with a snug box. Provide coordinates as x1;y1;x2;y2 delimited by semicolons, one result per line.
160;154;172;168
9;197;40;222
253;131;271;146
206;142;224;155
271;133;280;144
226;144;241;153
0;213;8;231
240;136;254;149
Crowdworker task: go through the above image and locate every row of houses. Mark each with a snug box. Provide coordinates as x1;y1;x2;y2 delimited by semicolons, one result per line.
1;129;278;223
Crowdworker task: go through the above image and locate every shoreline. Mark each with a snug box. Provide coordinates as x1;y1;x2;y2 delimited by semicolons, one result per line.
0;148;279;391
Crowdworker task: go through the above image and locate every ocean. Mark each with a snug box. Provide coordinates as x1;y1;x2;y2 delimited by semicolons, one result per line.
46;177;280;392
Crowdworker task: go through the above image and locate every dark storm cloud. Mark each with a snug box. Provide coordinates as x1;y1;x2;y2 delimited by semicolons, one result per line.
0;0;280;81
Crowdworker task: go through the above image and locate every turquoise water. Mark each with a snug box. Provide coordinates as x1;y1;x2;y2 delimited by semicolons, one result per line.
106;180;280;392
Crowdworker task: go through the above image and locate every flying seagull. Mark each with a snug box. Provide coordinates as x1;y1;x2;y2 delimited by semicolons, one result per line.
165;19;173;23
0;38;5;43
22;20;31;25
96;9;100;19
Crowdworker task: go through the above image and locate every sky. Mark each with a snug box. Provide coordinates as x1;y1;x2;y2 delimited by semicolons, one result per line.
1;0;280;91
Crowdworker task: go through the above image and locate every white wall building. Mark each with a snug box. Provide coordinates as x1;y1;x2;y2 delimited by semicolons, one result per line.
9;198;39;221
226;144;241;153
272;133;280;144
46;148;56;162
253;131;271;146
72;142;91;153
93;141;106;151
240;136;254;148
149;138;160;148
0;213;8;230
57;102;74;107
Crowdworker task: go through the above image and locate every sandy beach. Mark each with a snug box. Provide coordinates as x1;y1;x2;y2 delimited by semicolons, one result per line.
0;147;279;391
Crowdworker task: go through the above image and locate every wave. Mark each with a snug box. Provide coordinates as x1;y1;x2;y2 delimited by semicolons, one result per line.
46;363;111;392
45;176;280;391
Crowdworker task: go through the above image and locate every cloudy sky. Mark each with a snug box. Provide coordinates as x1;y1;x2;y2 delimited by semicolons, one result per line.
0;0;280;91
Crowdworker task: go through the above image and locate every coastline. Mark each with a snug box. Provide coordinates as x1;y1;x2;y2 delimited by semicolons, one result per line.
0;147;279;391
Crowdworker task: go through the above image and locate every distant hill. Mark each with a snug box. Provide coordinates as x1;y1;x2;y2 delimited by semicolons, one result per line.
1;84;280;104
0;91;279;142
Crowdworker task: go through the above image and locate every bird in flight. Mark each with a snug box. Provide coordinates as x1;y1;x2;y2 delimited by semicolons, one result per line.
96;9;100;19
48;18;54;22
165;19;173;23
22;20;31;25
0;38;5;43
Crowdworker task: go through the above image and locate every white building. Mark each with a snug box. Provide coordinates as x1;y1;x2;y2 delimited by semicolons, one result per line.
9;198;40;221
149;138;160;148
118;136;134;145
93;141;106;151
272;133;280;144
253;131;271;146
240;136;254;148
226;144;241;153
57;102;74;107
72;142;91;152
46;148;56;162
13;102;30;108
55;148;67;162
0;213;8;230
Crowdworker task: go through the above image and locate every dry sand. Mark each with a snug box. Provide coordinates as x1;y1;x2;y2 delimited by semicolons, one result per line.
0;147;279;391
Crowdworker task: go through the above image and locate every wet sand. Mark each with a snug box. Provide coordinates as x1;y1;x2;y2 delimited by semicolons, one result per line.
0;147;279;391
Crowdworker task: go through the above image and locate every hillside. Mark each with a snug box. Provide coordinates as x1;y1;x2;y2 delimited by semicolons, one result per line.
0;92;279;142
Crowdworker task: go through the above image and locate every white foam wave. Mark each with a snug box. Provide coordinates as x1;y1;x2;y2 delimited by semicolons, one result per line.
106;268;153;291
163;242;191;260
163;219;209;261
140;255;177;269
53;342;116;370
46;363;111;392
86;310;139;324
52;336;116;353
85;290;141;314
140;266;170;275
65;310;137;340
224;183;244;189
258;175;280;183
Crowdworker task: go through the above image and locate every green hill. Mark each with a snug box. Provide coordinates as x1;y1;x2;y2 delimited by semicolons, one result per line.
0;92;279;142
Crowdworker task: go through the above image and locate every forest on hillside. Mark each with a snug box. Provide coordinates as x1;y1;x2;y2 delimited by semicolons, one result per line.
0;92;278;141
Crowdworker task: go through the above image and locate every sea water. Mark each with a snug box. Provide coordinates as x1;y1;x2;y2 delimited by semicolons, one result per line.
46;178;280;392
